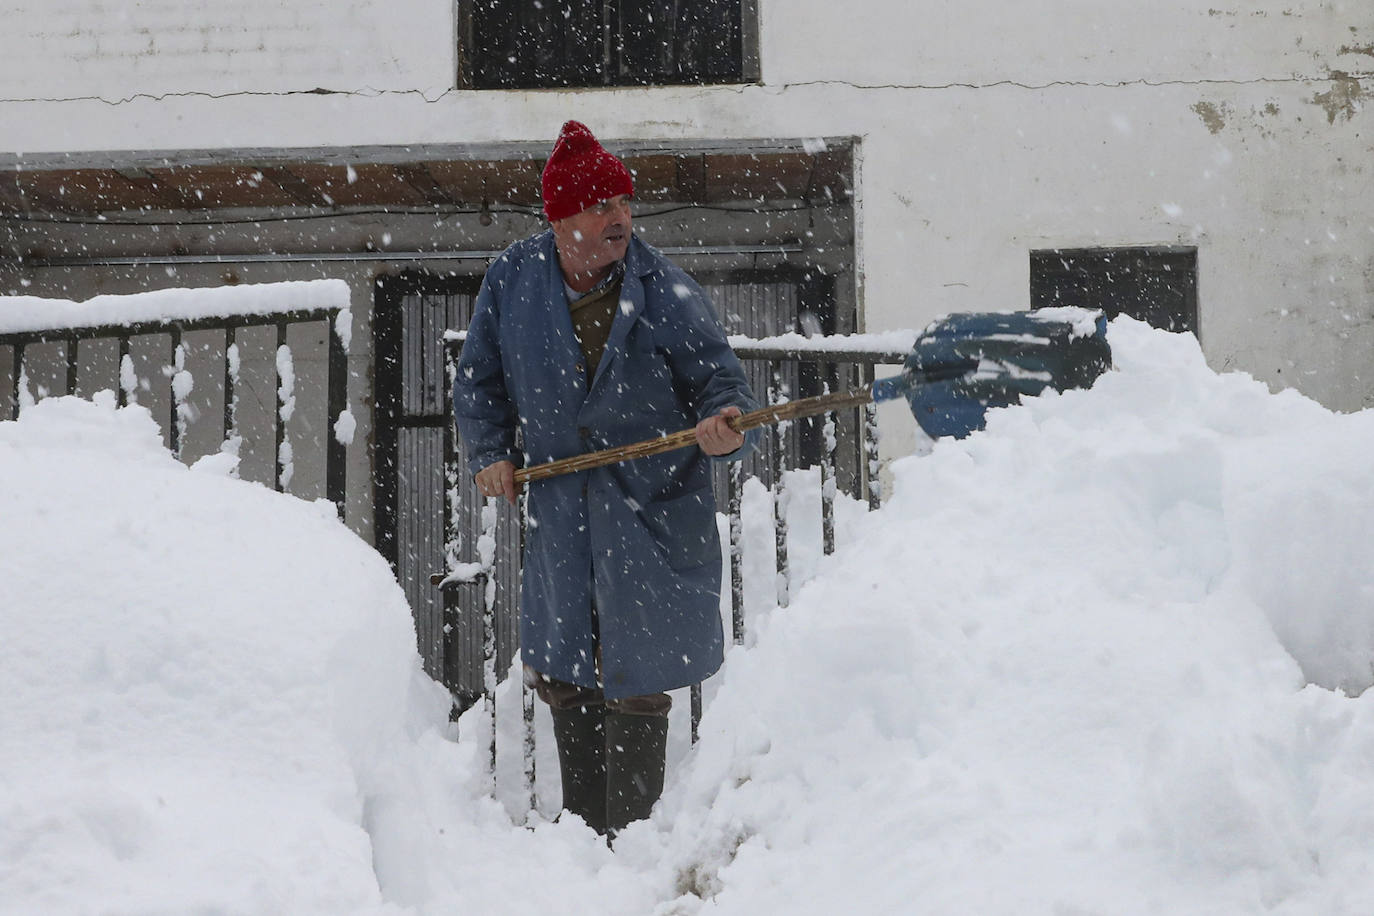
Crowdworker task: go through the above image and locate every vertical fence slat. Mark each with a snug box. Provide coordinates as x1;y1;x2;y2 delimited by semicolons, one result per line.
495;485;522;681
690;683;703;745
326;317;348;517
401;434;421;676
822;406;837;556
485;584;497;777
274;323;288;493
771;362;790;610
728;460;745;645
1;345;10;420
10;343;21;418
513;488;529;778
419;431;435;680
523;677;537;814
861;363;881;511
169;330;183;462
481;502;499;781
118;337;131;408
66;339;79;397
223;327;237;445
845;361;862;499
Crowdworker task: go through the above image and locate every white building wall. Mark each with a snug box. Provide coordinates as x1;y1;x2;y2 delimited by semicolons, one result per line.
1;0;1369;438
0;0;452;97
765;1;1369;86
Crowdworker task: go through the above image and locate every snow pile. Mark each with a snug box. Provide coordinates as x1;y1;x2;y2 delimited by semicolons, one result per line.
0;392;448;914
3;316;1374;915
641;316;1374;914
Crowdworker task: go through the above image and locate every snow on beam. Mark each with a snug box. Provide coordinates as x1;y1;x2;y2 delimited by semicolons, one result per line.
0;279;351;336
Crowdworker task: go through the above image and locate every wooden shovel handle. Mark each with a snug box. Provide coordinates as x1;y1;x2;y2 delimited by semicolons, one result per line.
513;386;875;484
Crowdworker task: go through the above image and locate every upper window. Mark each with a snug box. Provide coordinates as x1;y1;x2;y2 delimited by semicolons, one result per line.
459;0;758;90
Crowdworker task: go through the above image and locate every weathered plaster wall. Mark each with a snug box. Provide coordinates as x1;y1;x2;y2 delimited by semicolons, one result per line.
764;1;1372;86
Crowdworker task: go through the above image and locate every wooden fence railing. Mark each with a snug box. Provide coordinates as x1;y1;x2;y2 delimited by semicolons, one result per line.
0;305;350;515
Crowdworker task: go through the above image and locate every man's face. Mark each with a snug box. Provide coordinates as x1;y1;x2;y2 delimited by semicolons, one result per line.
550;194;632;278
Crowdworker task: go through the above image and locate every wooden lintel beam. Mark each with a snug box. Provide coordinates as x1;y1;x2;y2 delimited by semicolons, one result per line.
260;166;334;207
674;154;707;205
8;182;75;215
0;173;29;214
804;150;852;204
391;164;455;207
114;168;206;211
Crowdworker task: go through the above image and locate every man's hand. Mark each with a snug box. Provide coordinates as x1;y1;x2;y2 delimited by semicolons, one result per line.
475;460;520;505
695;406;745;456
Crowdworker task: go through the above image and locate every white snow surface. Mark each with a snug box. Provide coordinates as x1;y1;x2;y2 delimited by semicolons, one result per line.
0;279;350;334
0;390;446;915
3;317;1374;915
728;328;918;355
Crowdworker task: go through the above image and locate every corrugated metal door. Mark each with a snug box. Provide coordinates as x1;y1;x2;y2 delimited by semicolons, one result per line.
374;274;522;707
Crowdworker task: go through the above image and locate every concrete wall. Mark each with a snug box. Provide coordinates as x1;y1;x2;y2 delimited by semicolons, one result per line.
1;0;1369;463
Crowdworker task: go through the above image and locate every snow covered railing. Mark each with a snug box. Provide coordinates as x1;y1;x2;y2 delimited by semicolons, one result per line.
729;332;913;508
0;281;353;516
725;334;908;612
438;330;912;800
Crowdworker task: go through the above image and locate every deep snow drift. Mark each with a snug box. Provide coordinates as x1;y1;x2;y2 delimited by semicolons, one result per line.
3;317;1373;915
0;390;446;914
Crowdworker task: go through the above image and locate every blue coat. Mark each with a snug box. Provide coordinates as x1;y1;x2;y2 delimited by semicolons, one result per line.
452;231;759;698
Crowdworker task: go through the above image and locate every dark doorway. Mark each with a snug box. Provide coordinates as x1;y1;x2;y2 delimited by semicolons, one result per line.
373;272;495;712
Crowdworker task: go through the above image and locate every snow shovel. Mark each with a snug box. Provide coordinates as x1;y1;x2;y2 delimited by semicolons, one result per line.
512;308;1111;485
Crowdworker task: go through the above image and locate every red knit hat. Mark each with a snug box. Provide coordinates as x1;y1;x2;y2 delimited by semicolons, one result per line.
540;120;634;221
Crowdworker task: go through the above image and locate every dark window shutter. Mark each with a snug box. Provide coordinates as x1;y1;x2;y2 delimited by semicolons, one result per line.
466;0;747;89
472;0;607;89
617;0;743;84
1030;247;1198;334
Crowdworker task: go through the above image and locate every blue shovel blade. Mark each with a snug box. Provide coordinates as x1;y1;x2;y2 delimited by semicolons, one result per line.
874;309;1110;439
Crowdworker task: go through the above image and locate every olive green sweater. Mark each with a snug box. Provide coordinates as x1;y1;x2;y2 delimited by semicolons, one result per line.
567;274;623;382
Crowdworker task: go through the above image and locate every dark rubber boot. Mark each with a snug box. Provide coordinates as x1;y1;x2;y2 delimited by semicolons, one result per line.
550;704;607;835
605;712;669;839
